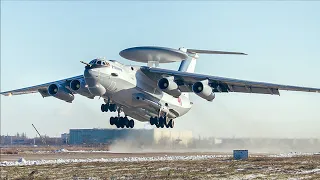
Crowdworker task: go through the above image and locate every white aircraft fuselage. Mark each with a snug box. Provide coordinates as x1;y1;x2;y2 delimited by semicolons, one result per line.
83;59;192;122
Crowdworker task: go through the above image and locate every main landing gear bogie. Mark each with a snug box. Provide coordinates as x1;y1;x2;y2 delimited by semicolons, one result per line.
101;102;134;129
101;103;117;112
150;116;174;128
110;116;134;128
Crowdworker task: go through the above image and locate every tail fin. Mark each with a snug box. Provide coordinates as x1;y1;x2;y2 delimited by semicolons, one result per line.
178;54;198;73
178;54;199;99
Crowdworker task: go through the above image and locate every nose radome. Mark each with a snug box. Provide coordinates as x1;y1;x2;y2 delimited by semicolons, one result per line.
84;69;99;78
84;69;98;86
83;69;106;96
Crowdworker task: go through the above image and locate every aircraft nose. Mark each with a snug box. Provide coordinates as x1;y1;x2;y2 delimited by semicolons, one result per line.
83;68;106;96
84;68;99;78
83;68;100;86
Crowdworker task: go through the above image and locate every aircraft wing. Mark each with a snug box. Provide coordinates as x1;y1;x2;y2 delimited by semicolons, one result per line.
0;75;84;97
141;67;320;95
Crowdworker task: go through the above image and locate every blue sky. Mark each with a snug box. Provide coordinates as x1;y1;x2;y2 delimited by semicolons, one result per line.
1;1;320;138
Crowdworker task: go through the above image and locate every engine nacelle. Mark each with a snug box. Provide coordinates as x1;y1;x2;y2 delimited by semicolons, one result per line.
192;81;215;101
158;77;181;97
70;79;94;99
48;84;74;103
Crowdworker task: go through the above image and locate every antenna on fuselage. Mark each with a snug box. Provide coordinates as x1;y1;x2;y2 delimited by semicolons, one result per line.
119;46;188;68
119;46;247;68
147;61;160;68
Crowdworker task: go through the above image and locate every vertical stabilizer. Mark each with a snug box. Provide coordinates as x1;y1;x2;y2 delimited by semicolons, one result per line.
178;52;199;99
178;53;198;73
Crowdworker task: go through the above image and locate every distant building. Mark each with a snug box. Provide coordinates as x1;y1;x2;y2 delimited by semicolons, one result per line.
69;128;193;146
61;133;69;144
0;135;30;145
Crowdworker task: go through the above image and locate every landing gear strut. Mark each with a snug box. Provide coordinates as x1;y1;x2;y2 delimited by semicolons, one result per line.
150;116;174;128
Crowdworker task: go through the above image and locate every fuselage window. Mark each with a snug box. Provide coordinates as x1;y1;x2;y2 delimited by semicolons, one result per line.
101;61;106;65
97;61;102;65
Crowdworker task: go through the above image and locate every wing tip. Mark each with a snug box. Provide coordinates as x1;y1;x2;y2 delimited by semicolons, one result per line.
0;92;12;96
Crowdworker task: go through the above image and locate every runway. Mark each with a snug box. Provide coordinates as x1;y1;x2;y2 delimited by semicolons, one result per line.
1;149;320;179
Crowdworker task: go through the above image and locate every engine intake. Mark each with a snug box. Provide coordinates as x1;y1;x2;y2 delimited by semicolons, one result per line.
70;80;81;91
158;77;181;97
70;79;94;99
48;84;74;103
192;81;215;101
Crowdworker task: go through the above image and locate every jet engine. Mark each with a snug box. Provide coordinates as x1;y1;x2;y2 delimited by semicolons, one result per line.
48;84;74;103
69;79;94;99
158;77;181;97
192;81;215;101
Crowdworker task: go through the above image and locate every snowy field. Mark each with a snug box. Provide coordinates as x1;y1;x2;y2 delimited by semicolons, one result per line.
1;154;230;167
1;150;320;179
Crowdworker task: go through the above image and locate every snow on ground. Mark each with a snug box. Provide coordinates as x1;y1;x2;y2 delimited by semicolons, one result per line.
2;149;318;167
54;148;110;153
296;168;320;174
0;154;230;167
267;152;316;157
242;174;267;180
28;148;111;154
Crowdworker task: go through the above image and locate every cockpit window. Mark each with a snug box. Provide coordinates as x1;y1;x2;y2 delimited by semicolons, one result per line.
89;60;96;64
88;59;110;67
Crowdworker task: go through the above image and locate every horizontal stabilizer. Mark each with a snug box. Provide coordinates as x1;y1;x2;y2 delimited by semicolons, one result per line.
187;49;247;55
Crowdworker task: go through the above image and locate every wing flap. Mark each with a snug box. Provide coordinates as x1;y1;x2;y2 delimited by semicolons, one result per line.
38;89;51;98
228;85;280;95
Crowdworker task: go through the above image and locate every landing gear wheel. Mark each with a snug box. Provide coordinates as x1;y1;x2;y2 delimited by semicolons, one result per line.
129;120;134;128
101;104;109;112
150;117;158;125
101;104;104;112
154;117;159;126
116;120;121;128
110;117;115;125
119;117;125;128
149;117;154;125
159;117;165;128
124;117;130;128
164;117;170;128
109;104;117;112
168;119;174;128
